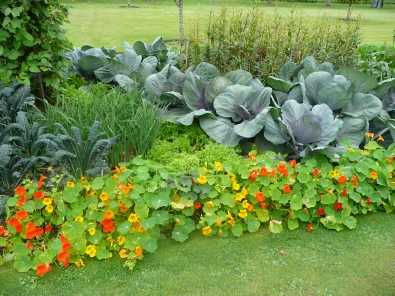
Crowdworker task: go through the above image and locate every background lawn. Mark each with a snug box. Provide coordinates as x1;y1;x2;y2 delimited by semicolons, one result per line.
0;212;394;295
61;0;395;49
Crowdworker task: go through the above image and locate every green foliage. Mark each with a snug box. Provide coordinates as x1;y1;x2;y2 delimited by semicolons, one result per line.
2;142;394;275
186;4;361;83
42;85;166;166
0;0;72;98
66;36;178;90
356;44;395;81
46;121;119;179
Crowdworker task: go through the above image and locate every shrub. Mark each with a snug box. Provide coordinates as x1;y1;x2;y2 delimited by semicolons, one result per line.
186;4;361;82
355;44;395;81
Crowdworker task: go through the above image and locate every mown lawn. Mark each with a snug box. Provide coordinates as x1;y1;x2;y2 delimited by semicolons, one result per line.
1;211;394;295
61;0;395;49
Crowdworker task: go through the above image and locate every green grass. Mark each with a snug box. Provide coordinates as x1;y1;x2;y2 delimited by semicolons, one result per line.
1;211;394;295
61;0;395;49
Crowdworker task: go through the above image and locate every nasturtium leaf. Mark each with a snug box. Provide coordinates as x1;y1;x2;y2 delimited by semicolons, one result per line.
288;219;299;230
297;210;310;222
135;204;149;220
87;231;103;244
91;177;104;190
171;225;189;242
13;255;32;272
321;193;336;205
231;223;243;237
96;249;111;260
48;239;63;257
6;196;17;207
184;218;196;233
256;209;270;222
0;238;6;247
117;221;132;234
343;216;357;229
151;189;171;209
355;162;369;175
13;242;29;257
143;238;158;253
131;232;151;246
348;191;361;203
219;193;235;207
61;221;86;241
23;200;35;212
246;215;260;233
376;186;390;200
140;217;156;229
290;196;303;210
303;196;316;208
297;172;311;184
269;220;283;233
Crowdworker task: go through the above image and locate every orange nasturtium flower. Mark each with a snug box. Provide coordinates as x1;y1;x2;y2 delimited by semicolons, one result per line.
135;246;143;257
365;132;374;138
104;210;114;219
378;135;384;141
119;249;128;258
337;176;347;184
81;176;88;184
255;192;265;203
283;185;291;194
202;226;212;235
36;264;52;277
15;186;26;197
370;172;378;180
99;192;109;202
16;210;28;221
37;174;46;189
289;159;297;167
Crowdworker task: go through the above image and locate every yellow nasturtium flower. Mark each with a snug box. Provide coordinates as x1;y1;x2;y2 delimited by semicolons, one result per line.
214;161;223;171
81;176;88;184
42;198;52;206
66;181;75;188
202;226;212;235
128;213;138;223
242;200;250;209
238;209;248;219
117;235;126;245
85;245;97;257
75;216;84;222
75;259;85;267
197;175;207;185
45;205;54;213
119;249;128;258
207;201;215;208
232;182;240;191
88;227;96;235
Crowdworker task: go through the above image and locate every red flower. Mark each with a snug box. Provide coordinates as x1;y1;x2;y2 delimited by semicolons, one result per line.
341;188;347;196
334;202;343;211
17;195;28;207
26;241;34;249
283;185;291;194
317;208;325;215
16;210;28;221
248;153;256;161
255;192;265;203
0;226;4;236
249;170;258;182
37;174;46;189
57;251;71;262
312;168;320;177
35;227;44;237
337;176;347;184
366;198;371;206
33;190;46;199
7;217;19;227
259;167;268;177
194;201;202;210
289;160;297;167
26;221;36;232
307;223;313;232
277;164;288;177
15;186;26;197
59;235;69;244
259;202;268;210
45;225;53;233
63;261;70;267
15;223;23;233
269;170;276;178
103;224;115;233
36;264;52;277
62;241;72;252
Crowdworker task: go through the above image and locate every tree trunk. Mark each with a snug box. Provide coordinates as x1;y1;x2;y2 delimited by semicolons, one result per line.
128;0;131;7
371;0;375;7
346;3;352;20
325;0;331;7
174;0;184;42
268;0;273;5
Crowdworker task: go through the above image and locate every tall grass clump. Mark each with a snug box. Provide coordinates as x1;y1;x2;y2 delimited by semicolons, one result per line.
186;3;361;82
41;84;166;167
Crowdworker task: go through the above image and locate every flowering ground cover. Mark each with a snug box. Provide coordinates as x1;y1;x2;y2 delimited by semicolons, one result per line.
0;211;394;295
